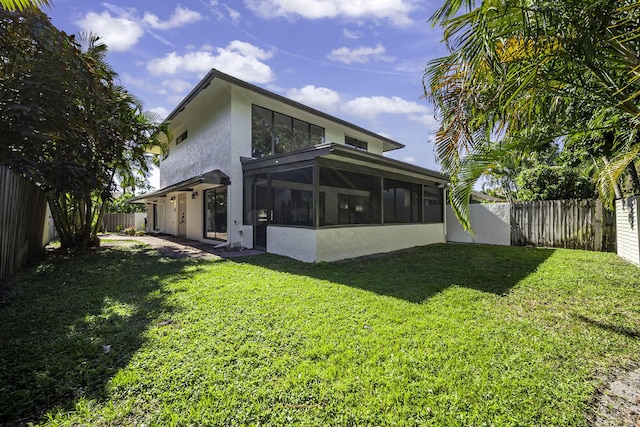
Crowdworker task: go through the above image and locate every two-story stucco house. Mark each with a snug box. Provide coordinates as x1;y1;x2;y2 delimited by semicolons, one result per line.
132;69;448;262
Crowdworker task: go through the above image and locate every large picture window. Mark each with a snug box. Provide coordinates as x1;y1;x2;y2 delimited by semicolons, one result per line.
205;187;227;241
252;105;325;158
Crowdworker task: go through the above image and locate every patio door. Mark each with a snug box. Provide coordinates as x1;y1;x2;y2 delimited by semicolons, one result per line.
205;187;227;241
177;193;187;237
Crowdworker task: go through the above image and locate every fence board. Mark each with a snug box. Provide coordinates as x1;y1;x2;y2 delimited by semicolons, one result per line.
0;166;48;285
510;199;615;252
102;213;135;232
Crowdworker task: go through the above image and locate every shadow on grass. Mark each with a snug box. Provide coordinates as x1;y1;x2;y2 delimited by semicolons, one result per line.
0;244;201;426
241;243;556;303
574;314;640;340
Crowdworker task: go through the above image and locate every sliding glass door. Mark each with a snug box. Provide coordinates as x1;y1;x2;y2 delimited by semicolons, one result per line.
205;187;227;241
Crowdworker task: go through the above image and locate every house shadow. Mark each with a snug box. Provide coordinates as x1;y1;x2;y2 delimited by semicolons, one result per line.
240;243;556;304
0;244;202;426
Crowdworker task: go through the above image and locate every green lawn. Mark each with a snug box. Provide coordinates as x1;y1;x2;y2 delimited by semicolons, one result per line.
1;242;639;426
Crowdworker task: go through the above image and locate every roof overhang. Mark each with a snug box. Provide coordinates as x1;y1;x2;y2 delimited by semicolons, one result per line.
128;170;230;203
241;142;448;183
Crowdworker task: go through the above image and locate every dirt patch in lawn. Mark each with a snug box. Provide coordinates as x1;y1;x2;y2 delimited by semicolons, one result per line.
590;364;640;426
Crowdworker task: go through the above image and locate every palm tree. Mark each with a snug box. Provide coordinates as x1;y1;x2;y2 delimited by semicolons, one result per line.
425;0;640;229
0;0;50;11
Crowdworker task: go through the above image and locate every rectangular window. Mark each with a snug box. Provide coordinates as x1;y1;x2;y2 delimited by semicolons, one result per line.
293;119;310;151
205;187;227;240
383;178;421;223
251;105;324;158
274;112;292;154
176;130;188;145
251;105;273;158
423;184;443;223
345;135;368;151
310;125;324;145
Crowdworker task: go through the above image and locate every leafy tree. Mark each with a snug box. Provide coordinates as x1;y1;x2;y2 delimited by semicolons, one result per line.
425;0;640;229
516;164;594;201
0;8;168;251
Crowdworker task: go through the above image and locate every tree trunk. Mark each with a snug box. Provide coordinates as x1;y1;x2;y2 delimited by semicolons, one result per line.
47;191;96;252
627;161;640;195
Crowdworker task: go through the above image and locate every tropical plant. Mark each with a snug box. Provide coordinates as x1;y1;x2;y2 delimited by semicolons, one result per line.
0;8;168;251
425;0;640;229
0;0;49;11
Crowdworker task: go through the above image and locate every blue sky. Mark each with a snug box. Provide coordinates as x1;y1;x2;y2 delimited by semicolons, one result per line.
46;0;448;189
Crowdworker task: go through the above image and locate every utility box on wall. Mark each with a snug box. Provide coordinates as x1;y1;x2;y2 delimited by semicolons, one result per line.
616;196;640;266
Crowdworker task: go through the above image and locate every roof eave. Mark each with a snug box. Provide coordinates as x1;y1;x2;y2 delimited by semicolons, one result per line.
166;69;405;152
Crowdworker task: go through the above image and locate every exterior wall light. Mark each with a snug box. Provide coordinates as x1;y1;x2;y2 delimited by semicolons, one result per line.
192;191;198;200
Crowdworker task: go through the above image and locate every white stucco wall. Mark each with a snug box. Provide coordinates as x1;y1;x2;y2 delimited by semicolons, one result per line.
267;224;445;263
316;224;445;262
267;226;317;262
616;197;640;265
228;87;255;247
185;187;204;241
446;203;511;245
165;195;178;236
241;225;254;249
134;213;147;230
160;88;232;187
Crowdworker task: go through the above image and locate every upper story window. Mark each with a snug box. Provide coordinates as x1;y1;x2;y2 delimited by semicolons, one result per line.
251;105;325;158
176;130;188;145
345;135;368;151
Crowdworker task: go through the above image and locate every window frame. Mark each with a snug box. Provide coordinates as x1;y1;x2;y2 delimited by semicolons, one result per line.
251;104;325;158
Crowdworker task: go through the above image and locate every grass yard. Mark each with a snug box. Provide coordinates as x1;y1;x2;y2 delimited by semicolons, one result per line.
1;242;639;426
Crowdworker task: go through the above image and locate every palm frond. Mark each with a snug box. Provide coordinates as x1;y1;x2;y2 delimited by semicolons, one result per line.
597;145;640;208
1;0;50;11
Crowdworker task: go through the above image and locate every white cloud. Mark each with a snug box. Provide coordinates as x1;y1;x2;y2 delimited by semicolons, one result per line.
163;79;194;94
409;113;439;129
146;41;275;83
403;156;417;164
77;5;203;52
143;5;203;30
245;0;414;26
77;11;144;52
327;43;393;65
225;5;241;23
286;85;342;112
343;29;362;39
341;96;429;120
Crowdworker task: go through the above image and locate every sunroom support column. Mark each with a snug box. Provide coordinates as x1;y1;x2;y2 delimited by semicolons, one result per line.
314;163;320;228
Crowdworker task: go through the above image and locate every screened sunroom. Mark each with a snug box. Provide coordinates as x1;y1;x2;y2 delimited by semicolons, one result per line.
241;142;448;262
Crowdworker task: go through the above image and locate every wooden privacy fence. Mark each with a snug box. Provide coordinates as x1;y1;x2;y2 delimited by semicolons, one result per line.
511;199;616;252
102;213;136;232
0;165;48;285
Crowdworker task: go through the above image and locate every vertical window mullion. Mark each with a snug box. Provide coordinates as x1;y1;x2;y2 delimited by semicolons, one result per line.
270;110;275;156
